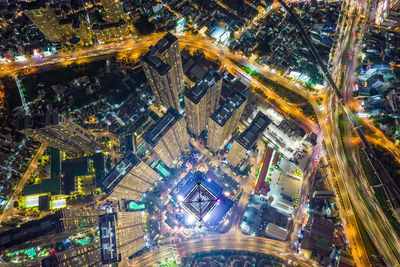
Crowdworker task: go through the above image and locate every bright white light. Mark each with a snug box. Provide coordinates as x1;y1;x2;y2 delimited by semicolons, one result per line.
177;195;184;202
186;214;196;225
15;55;27;62
203;213;210;222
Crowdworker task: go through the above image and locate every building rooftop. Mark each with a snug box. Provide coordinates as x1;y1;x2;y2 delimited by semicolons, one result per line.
16;113;60;130
142;108;182;147
210;93;246;127
23;147;61;196
155;32;178;54
185;70;221;104
0;213;61;250
236;112;271;150
99;213;119;264
182;182;218;221
141;47;171;76
23;0;46;10
97;152;140;195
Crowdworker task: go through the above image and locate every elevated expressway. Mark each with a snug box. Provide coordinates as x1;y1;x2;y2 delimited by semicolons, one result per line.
276;0;400;265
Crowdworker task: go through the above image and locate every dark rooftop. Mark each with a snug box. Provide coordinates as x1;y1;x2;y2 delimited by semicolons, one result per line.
142;108;182;147
23;0;46;11
97;152;140;195
141;47;171;76
92;19;125;30
155;32;178;54
210;93;246;127
17;113;60;131
99;213;119;264
185;70;221;104
236;112;271;150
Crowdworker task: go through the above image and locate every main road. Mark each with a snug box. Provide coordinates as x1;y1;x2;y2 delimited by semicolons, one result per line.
128;235;318;267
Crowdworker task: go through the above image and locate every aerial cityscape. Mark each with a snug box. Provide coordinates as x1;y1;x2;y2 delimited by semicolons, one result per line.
0;0;399;266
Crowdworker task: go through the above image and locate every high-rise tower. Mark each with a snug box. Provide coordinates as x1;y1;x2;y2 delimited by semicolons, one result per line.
143;108;189;167
141;33;184;109
207;93;247;151
17;113;101;154
99;212;145;264
226;111;270;167
154;33;184;93
184;70;222;136
42;243;102;266
97;152;160;200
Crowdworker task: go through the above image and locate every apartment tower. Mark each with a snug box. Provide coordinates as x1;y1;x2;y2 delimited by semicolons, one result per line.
17;112;101;154
143;108;189;167
207;93;247;151
98;152;160;200
226;111;270;167
184;70;222;136
99;212;145;264
141;33;184;109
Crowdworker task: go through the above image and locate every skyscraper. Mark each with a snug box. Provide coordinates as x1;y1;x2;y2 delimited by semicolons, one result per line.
143;108;189;167
55;208;103;232
0;208;102;252
184;70;222;136
226;112;270;167
154;33;184;93
17;113;101;154
24;2;64;42
207;93;247;151
97;152;160;200
99;212;145;264
100;0;126;23
141;33;184;110
41;243;102;267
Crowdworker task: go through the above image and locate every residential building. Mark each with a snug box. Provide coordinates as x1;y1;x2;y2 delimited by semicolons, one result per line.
55;208;102;232
17;112;101;154
92;19;130;43
99;212;145;264
41;243;102;267
97;152;160;200
207;93;247;151
154;32;185;93
24;2;65;42
101;0;126;23
0;208;102;251
184;70;222;136
226;111;270;167
141;33;184;109
143;108;189;167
